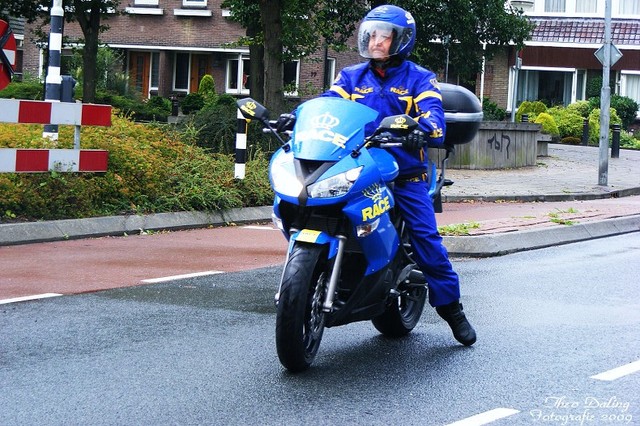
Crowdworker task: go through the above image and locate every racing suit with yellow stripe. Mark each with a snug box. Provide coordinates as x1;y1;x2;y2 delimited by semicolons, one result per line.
321;59;460;307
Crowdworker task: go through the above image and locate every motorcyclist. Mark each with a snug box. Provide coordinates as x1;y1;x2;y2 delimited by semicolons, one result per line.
277;5;476;346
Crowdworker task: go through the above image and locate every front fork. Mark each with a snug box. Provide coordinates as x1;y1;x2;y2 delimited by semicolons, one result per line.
274;230;347;314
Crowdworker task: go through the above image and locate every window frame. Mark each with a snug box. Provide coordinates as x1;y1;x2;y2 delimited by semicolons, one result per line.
182;0;207;7
225;55;251;95
173;52;191;93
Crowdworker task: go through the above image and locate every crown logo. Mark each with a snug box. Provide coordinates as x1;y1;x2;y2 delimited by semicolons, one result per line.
362;183;383;202
394;117;406;125
311;112;340;129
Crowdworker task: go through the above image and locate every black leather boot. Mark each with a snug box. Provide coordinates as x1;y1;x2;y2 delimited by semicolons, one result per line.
436;301;477;346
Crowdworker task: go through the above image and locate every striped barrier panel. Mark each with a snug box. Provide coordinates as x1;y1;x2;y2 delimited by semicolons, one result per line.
0;99;111;126
0;99;112;173
0;149;108;173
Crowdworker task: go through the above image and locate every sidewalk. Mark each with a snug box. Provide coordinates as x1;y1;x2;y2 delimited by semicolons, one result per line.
1;144;639;257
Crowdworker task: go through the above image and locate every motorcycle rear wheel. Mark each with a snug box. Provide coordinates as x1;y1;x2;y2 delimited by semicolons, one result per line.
371;279;427;337
275;243;328;373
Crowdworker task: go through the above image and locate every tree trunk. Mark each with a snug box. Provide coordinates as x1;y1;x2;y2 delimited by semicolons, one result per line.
81;26;99;103
259;0;286;114
73;1;101;103
247;25;264;104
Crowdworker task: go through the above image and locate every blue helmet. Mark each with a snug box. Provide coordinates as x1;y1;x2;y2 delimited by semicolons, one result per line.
358;5;416;60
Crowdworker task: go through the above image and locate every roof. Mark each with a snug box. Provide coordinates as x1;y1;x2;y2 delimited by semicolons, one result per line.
530;18;640;46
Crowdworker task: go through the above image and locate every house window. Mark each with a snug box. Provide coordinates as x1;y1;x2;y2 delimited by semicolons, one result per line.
174;52;190;92
515;68;579;109
226;57;251;94
575;0;596;13
151;52;159;91
183;0;207;6
324;58;336;90
544;0;565;12
225;57;301;96
620;73;640;115
283;61;300;96
619;0;640;15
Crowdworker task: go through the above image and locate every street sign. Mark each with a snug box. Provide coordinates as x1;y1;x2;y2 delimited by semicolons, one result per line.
594;43;623;66
0;20;16;91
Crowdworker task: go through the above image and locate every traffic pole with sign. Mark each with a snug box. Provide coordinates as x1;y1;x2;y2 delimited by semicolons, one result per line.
0;20;16;91
596;0;614;186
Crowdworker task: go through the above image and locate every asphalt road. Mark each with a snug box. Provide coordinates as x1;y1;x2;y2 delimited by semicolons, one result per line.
2;233;639;425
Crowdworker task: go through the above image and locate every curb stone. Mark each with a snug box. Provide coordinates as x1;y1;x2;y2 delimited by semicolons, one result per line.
443;215;640;257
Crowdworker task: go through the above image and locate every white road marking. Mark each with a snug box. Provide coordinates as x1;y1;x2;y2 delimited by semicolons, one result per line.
0;293;63;305
445;408;521;426
243;225;279;230
591;359;640;381
141;270;224;284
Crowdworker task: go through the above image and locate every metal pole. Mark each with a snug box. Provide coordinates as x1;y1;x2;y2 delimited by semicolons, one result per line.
43;0;64;141
511;51;521;123
598;0;612;186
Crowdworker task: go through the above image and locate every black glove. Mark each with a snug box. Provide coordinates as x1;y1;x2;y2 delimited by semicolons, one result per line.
275;113;296;132
403;129;427;151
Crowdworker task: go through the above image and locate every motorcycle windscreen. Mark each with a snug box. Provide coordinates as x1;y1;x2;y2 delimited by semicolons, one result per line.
291;97;379;161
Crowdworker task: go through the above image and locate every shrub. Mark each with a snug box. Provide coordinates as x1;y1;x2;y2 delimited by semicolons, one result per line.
198;74;218;107
180;93;205;115
619;131;640;149
586;76;602;98
533;112;559;136
610;95;639;130
547;106;584;139
567;100;591;118
588;108;622;145
177;96;278;156
482;98;506;121
95;91;169;122
516;100;547;123
0;80;44;100
560;136;581;145
588;95;638;129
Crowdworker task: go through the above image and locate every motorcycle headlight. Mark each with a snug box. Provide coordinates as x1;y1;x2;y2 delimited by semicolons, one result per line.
307;166;362;198
270;151;303;198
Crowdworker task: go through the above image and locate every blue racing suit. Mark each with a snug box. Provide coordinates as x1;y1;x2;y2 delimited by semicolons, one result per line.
321;59;460;307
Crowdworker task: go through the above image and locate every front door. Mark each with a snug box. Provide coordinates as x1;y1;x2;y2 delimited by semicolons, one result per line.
190;54;211;93
129;51;150;98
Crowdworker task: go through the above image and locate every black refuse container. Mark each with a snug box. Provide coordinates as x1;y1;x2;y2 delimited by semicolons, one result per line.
440;83;483;145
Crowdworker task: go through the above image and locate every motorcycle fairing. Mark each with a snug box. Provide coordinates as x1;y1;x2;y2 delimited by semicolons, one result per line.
291;97;379;161
368;147;399;183
342;182;399;275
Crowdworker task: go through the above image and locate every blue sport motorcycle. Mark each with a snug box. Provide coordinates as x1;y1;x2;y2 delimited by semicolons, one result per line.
237;86;480;373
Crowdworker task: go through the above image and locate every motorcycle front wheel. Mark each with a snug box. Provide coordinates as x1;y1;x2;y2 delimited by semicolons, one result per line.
275;242;328;373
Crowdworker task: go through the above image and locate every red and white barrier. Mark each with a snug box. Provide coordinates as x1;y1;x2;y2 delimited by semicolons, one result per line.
0;99;112;173
0;148;108;173
0;99;111;126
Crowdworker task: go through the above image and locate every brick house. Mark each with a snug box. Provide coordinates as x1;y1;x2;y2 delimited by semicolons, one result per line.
19;0;360;102
480;0;640;116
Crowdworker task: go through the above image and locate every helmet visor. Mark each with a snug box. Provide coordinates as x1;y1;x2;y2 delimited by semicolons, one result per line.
358;21;413;59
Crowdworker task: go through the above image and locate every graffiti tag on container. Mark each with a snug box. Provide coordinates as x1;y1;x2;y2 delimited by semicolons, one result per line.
488;133;511;159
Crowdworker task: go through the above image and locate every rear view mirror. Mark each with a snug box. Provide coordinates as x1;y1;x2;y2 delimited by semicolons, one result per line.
237;98;270;122
378;114;418;135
